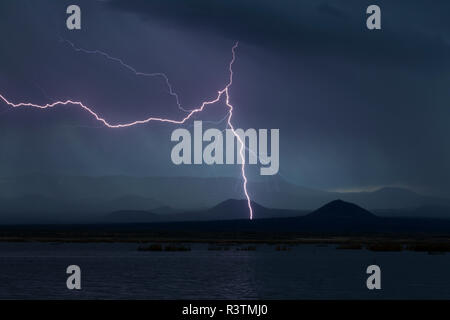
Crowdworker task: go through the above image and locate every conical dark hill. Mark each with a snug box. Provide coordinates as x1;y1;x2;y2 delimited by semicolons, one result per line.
306;199;377;221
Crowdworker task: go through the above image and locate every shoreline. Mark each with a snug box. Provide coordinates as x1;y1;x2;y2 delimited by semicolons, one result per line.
1;234;450;253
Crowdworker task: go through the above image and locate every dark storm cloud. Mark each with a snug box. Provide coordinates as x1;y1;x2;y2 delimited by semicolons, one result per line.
317;3;348;19
106;0;450;64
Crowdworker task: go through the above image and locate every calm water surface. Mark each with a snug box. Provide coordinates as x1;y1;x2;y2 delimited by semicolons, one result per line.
0;242;449;299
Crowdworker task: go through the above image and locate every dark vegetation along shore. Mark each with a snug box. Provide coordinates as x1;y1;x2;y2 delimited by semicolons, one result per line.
134;241;450;254
2;200;450;253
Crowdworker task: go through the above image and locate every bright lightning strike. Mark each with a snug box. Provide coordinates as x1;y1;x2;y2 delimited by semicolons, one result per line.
0;42;254;220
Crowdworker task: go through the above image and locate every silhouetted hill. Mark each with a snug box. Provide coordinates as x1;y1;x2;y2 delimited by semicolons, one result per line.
102;200;450;235
105;199;382;231
1;175;449;224
4;200;450;237
201;199;300;220
105;199;304;223
306;199;377;220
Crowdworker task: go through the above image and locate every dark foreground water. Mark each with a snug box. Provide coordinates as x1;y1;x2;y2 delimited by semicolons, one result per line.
0;242;449;299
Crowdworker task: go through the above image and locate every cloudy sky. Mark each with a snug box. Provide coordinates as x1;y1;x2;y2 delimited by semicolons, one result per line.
0;0;449;197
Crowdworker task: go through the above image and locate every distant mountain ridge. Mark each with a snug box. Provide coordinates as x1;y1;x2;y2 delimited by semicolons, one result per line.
1;174;450;223
306;199;377;220
103;200;450;236
2;197;450;235
108;210;163;223
106;199;305;223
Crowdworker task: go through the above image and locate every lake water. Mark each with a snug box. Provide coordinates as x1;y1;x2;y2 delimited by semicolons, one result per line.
0;242;449;299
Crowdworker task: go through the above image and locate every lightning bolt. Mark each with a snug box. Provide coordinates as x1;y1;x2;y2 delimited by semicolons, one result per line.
0;42;254;220
60;38;191;113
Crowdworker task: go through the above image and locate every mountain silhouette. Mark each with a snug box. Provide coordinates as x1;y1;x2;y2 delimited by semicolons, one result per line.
2;175;449;223
199;199;303;220
159;199;303;221
106;199;380;230
5;199;450;236
306;199;377;221
206;199;270;220
104;199;303;223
